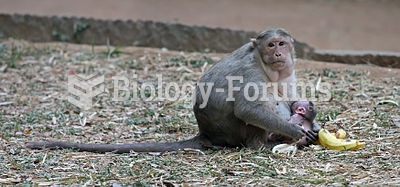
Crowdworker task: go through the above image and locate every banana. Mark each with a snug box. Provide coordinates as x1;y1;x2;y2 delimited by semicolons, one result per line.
318;128;365;151
335;129;347;139
328;129;347;139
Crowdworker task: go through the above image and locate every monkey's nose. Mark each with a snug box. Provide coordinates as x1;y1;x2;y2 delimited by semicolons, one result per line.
275;53;282;57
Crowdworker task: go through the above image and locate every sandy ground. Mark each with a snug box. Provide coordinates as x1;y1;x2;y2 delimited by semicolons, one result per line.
0;2;399;184
0;0;400;52
0;39;399;185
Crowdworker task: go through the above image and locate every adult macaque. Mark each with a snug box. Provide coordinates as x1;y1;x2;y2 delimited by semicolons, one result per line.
269;101;318;146
27;28;319;153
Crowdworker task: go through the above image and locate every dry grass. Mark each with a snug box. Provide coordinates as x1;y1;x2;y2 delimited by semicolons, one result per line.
0;39;399;186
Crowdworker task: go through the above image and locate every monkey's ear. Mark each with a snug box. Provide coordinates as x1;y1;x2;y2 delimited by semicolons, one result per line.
250;38;257;47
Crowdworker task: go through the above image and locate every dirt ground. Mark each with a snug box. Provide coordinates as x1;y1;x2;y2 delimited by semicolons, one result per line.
0;39;399;186
1;0;400;52
0;0;399;186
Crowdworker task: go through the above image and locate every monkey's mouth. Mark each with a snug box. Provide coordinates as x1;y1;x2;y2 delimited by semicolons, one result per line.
272;61;285;65
269;61;286;69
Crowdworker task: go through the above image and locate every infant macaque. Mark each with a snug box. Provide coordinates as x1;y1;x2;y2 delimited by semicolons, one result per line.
269;101;317;146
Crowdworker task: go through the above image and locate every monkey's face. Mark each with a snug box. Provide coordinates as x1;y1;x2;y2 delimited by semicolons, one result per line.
261;36;294;70
291;101;317;121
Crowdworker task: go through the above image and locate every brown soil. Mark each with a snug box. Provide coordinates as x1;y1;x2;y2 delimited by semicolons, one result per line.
0;39;398;185
1;0;400;52
0;1;399;185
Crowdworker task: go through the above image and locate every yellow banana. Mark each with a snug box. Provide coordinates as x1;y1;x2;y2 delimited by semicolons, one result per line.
318;129;365;150
349;141;366;150
328;129;347;139
335;129;347;139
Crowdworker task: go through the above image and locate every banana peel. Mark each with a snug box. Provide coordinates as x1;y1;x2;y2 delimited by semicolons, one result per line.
317;128;365;151
272;144;297;155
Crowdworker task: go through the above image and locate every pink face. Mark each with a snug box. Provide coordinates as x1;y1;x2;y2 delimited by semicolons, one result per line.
291;101;316;121
295;106;307;116
260;36;293;70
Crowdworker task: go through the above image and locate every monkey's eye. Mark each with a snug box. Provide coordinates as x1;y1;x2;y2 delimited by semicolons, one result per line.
268;43;274;47
308;106;314;111
279;41;285;46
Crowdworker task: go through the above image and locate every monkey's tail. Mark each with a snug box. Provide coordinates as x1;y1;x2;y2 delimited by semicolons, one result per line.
26;135;207;153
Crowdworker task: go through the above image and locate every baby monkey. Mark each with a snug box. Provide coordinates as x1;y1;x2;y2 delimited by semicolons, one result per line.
269;101;317;146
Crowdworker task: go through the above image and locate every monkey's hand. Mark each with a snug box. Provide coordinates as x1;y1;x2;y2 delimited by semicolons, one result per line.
285;121;307;140
312;121;321;132
302;129;319;145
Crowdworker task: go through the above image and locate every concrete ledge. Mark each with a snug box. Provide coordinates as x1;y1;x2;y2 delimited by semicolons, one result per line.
1;14;398;68
312;50;400;68
0;14;313;58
